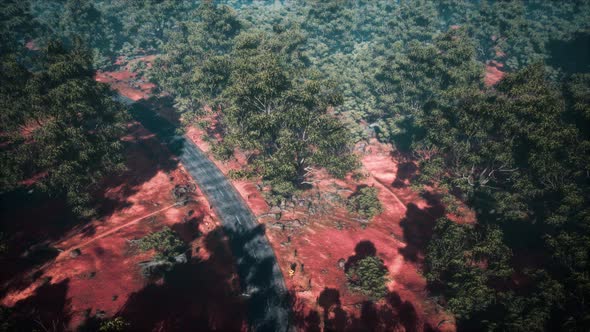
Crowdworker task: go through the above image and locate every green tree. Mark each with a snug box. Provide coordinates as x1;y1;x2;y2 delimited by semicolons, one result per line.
0;41;128;217
346;255;388;300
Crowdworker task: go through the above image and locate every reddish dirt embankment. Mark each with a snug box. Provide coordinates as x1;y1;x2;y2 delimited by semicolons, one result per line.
1;57;246;330
485;60;505;87
95;55;157;101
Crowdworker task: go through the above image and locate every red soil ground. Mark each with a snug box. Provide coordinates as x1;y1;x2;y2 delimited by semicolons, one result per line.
0;59;246;330
485;60;505;86
95;55;157;101
187;117;475;330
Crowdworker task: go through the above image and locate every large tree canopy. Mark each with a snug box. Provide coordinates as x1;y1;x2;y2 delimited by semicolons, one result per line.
0;41;127;217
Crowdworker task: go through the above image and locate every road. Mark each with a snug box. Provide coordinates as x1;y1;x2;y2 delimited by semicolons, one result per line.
120;96;291;332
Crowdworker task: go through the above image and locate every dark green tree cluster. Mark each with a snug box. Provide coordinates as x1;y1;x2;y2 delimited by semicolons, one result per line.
154;3;357;199
373;26;590;330
0;41;128;217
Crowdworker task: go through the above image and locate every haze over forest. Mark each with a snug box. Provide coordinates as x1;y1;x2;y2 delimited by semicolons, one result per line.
1;1;590;331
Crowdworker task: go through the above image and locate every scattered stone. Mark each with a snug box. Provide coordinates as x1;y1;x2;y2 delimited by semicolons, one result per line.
172;183;196;202
112;295;118;301
88;271;96;279
95;310;107;319
188;210;195;217
337;258;346;270
174;253;188;264
70;248;81;258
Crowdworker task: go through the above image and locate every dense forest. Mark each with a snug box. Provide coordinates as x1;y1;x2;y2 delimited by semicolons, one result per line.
1;0;590;331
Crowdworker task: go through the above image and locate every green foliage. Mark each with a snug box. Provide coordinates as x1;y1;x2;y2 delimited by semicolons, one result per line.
98;317;129;332
0;41;128;217
2;1;590;329
346;255;388;300
132;227;186;261
415;54;590;331
346;186;383;220
425;218;512;321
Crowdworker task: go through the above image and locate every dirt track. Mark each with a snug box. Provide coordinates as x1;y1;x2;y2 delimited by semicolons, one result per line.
122;96;291;332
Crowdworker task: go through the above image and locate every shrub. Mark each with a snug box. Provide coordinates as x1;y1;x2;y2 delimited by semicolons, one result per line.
132;227;186;260
211;141;234;161
346;256;388;299
346;186;383;220
99;317;129;332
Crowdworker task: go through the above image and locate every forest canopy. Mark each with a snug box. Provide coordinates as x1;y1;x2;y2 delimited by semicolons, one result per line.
1;0;590;330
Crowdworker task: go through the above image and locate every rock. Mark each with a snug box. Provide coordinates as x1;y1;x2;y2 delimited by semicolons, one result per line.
337;258;346;270
270;206;282;214
174;253;188;264
95;310;107;319
70;248;81;258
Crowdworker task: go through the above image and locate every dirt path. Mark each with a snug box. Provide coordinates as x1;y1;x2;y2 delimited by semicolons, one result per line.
371;176;408;213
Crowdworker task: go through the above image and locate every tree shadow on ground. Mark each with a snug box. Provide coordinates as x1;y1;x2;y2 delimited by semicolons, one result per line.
114;226;245;331
2;278;72;331
294;287;439;331
392;161;418;188
344;240;377;272
398;192;445;262
220;223;291;331
95;97;183;219
0;190;71;298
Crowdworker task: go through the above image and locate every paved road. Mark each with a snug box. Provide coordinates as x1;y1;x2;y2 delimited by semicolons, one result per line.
120;96;291;331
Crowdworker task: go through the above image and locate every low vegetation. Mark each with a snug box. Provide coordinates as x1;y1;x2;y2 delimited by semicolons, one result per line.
346;186;384;221
98;317;129;332
346;256;389;300
131;227;186;261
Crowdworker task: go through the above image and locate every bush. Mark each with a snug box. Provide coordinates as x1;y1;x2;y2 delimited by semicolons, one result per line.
211;141;234;161
99;317;129;332
346;256;389;299
132;227;187;260
346;186;383;220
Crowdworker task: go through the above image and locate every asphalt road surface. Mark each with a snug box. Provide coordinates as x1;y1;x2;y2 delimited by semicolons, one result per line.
121;96;291;332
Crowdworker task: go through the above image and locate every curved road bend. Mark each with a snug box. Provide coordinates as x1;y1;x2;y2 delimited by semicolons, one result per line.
119;96;291;332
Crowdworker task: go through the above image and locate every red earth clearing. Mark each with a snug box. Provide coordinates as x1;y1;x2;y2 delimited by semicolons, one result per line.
485;60;506;87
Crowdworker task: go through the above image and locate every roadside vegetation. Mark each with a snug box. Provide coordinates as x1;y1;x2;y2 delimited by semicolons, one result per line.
1;0;590;330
